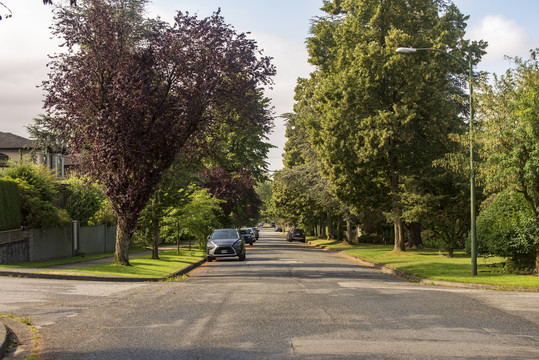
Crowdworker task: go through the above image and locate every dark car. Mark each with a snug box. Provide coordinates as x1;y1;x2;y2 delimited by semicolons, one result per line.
239;228;255;245
207;229;245;262
250;227;259;241
275;226;282;232
287;228;306;242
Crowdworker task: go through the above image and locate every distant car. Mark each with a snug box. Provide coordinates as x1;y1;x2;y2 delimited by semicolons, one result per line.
207;229;245;262
270;222;276;227
275;226;282;232
287;228;306;242
239;228;255;245
250;227;259;241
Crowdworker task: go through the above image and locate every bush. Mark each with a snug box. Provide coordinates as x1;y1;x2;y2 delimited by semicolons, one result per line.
3;164;71;229
64;177;105;225
0;178;22;230
474;190;538;271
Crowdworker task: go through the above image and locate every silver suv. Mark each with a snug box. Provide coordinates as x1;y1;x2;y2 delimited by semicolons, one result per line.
207;229;246;262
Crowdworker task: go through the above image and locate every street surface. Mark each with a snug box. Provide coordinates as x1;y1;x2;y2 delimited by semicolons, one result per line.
1;228;538;359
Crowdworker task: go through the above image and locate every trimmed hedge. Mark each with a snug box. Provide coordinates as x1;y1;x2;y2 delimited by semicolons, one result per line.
0;178;22;231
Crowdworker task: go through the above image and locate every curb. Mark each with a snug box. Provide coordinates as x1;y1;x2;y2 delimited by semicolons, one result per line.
0;323;7;359
307;241;538;292
0;258;206;283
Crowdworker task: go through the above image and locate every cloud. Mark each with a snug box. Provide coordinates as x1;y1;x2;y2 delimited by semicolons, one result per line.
0;3;59;137
469;15;532;66
250;32;314;171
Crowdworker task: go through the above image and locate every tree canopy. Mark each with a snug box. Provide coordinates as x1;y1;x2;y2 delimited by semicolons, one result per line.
297;0;486;250
42;0;274;265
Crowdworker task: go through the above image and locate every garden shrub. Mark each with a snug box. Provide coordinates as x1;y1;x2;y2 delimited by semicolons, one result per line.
0;178;22;231
3;164;71;229
474;190;538;271
64;176;105;225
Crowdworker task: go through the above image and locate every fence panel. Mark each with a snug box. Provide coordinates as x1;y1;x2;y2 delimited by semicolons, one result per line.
28;226;73;261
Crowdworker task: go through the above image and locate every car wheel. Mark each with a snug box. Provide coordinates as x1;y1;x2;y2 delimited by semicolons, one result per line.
207;256;214;262
301;239;306;243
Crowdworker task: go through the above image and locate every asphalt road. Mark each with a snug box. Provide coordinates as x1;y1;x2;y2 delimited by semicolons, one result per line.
1;228;538;359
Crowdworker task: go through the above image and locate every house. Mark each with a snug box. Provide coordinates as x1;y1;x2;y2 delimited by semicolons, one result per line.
0;131;67;178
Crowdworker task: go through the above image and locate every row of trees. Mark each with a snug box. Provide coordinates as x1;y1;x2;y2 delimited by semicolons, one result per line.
10;0;275;265
270;0;538;274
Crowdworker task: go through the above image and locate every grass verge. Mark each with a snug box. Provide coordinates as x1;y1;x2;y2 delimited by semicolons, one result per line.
0;246;147;269
309;238;539;290
54;249;205;278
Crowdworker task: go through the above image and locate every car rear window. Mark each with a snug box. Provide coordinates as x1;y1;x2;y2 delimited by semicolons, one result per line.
212;230;238;239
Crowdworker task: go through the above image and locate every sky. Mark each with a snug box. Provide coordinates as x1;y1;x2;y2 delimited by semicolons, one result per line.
1;0;538;173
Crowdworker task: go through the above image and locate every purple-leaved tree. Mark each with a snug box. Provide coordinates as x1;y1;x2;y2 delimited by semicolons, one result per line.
43;0;275;265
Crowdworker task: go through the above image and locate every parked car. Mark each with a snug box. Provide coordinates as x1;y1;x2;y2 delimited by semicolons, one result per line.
250;227;259;241
275;226;282;232
287;228;306;242
206;229;245;262
239;228;255;245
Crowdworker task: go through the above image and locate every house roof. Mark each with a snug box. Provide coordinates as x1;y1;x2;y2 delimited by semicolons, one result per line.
0;131;36;150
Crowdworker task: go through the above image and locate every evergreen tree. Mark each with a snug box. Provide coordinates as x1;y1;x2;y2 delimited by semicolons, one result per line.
303;0;486;250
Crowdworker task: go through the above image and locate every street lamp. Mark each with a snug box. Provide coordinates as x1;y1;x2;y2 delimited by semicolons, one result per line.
396;47;478;276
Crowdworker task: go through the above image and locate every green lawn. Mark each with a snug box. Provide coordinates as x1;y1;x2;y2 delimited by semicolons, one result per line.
308;238;539;290
54;249;205;278
0;246;147;269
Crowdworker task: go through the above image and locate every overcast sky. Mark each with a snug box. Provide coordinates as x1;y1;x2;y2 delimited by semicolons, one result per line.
1;0;538;172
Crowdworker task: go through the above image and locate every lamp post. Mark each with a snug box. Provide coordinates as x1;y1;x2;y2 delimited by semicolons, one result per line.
396;47;477;276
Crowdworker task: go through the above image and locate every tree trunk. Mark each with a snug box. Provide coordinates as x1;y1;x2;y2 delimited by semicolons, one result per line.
405;222;423;248
346;219;352;245
448;247;454;258
152;218;160;260
389;148;405;251
535;243;539;276
114;218;131;266
320;213;326;238
337;215;343;242
176;220;180;255
327;212;333;240
393;219;405;252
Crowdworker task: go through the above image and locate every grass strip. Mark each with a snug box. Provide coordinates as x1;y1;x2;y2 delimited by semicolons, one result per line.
0;246;147;269
55;249;205;278
309;238;539;289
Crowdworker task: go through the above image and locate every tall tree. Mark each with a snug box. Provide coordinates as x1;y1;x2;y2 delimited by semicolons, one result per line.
43;0;274;265
303;0;486;251
478;50;539;273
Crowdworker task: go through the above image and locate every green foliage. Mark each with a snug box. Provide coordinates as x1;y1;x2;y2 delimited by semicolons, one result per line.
478;49;539;218
474;190;538;271
64;176;105;225
3;164;70;229
0;178;22;230
163;187;224;250
88;197;117;226
297;0;486;250
255;180;273;221
477;50;539;273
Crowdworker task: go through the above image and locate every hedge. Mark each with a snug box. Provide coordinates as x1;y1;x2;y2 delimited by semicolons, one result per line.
0;178;22;231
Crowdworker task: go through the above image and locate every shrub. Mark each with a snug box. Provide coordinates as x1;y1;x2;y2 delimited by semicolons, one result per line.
88;197;117;226
64;177;105;225
0;178;22;230
3;164;71;229
474;190;538;271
